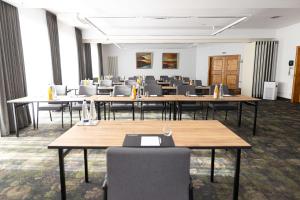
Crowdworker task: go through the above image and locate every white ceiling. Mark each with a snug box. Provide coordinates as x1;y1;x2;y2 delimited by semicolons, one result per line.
5;0;300;44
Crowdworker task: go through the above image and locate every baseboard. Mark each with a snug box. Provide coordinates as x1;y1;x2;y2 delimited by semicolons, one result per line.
277;96;290;101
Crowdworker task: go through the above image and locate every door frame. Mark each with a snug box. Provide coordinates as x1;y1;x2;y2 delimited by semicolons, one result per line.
291;46;300;103
208;55;241;88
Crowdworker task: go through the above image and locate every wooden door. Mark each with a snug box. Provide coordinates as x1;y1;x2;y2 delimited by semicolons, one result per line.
208;55;240;89
291;46;300;103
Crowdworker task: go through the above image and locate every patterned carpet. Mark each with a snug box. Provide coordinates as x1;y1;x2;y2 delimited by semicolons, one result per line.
0;99;300;200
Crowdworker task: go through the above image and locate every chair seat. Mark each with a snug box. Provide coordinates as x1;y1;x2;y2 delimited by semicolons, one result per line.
38;103;67;111
141;103;165;111
209;103;237;111
110;103;133;111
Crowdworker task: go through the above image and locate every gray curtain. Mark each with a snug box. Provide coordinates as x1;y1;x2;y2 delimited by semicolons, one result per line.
75;28;85;82
252;41;278;98
84;43;93;79
108;56;118;76
0;1;31;136
97;43;104;77
46;11;62;85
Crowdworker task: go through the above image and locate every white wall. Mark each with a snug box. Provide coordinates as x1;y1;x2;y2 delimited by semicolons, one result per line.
91;43;99;78
195;43;247;86
57;20;79;88
19;8;53;96
241;42;256;96
101;44;197;79
275;22;300;99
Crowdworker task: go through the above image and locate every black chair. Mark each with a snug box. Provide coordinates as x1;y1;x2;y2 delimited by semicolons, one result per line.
71;85;98;120
37;85;68;128
194;80;202;86
110;85;134;120
170;79;183;87
103;147;193;200
176;85;203;120
206;85;238;121
140;84;166;120
160;75;169;82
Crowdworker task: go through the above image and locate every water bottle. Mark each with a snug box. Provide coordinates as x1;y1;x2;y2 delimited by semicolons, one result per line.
213;85;219;99
82;100;89;123
89;100;97;122
219;84;224;99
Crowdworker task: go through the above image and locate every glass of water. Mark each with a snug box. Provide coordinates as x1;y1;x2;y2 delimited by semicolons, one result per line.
162;125;172;137
186;91;190;96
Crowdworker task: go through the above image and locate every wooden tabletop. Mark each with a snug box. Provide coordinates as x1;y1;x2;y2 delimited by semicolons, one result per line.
7;95;86;103
48;120;251;149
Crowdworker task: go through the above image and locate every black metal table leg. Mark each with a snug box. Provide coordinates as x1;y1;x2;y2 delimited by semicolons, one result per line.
173;102;177;120
211;149;215;182
84;149;89;183
61;103;64;128
132;102;135;120
31;102;36;129
104;102;106;120
238;102;242;127
70;102;73;127
97;102;101;120
253;102;258;136
58;149;66;200
233;149;241;200
12;103;18;137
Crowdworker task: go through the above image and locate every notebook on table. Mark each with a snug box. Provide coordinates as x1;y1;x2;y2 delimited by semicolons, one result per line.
123;134;175;147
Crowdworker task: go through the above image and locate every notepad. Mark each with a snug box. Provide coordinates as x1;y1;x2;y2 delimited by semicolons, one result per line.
223;94;232;97
188;94;198;97
140;136;161;146
116;95;125;97
150;95;158;97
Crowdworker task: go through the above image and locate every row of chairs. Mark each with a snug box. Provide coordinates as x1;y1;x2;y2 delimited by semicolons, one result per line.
37;84;238;127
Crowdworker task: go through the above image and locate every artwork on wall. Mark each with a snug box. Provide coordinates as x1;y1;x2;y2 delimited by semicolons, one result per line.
162;53;179;69
136;52;152;69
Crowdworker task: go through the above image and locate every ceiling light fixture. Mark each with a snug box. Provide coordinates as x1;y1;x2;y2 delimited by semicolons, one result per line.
211;16;247;36
270;16;282;19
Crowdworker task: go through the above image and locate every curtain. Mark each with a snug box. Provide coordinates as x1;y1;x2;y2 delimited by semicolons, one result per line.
252;41;278;98
84;43;93;79
46;11;62;85
75;28;85;82
0;1;31;136
97;43;104;77
108;56;118;76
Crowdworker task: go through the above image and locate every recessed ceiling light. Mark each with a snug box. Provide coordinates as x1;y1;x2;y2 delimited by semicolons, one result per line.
270;16;282;19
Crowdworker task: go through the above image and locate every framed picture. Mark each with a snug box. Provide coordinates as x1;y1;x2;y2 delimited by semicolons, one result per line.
136;52;152;69
162;53;179;69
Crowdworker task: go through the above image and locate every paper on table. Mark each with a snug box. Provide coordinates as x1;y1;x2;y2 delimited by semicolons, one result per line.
141;136;161;146
223;94;232;97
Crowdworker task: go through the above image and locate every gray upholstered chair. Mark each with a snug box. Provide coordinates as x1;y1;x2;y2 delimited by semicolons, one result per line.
80;79;93;85
71;85;98;120
125;80;137;86
93;77;99;84
103;147;193;200
206;85;238;120
183;77;190;82
111;76;120;84
144;79;157;85
110;85;134;120
140;84;166;120
145;75;155;81
194;80;202;86
99;80;113;87
37;85;68;128
128;76;137;81
176;85;203;120
160;75;169;82
170;79;183;87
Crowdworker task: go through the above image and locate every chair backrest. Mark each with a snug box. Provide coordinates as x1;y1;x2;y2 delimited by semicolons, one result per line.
100;80;113;87
125;80;137;86
79;85;97;96
93;77;99;83
173;75;181;80
107;147;190;200
144;79;157;85
194;80;202;86
209;84;230;95
160;75;169;82
170;79;183;87
183;77;190;82
111;76;120;83
176;85;196;95
144;84;162;95
128;76;137;81
113;85;131;96
54;85;67;96
145;76;155;81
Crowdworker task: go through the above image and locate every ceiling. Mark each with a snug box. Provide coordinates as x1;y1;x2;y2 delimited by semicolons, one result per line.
5;0;300;44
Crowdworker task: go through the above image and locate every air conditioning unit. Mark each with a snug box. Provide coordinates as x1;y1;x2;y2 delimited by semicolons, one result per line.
263;82;278;100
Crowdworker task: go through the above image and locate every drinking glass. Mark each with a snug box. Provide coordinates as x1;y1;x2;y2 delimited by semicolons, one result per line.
186;91;190;96
162;125;172;136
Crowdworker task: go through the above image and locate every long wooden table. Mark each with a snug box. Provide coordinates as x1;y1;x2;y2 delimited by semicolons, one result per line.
89;95;260;135
48;120;251;200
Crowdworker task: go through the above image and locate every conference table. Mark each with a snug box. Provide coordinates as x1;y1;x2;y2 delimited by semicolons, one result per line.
89;94;260;136
48;120;251;200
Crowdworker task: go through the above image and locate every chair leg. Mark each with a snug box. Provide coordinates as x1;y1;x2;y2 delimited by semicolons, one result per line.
225;111;228;120
140;107;143;120
113;111;115;120
205;106;209;120
193;112;196;120
37;109;39;129
49;111;52;121
79;110;81;120
212;109;215;120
